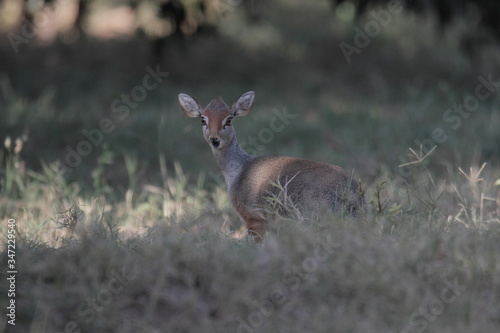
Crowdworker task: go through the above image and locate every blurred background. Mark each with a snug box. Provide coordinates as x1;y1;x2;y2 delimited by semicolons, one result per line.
2;3;500;332
1;0;500;195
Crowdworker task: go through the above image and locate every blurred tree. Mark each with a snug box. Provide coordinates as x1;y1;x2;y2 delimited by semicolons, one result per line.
1;0;263;55
150;0;186;61
331;0;500;38
331;0;500;59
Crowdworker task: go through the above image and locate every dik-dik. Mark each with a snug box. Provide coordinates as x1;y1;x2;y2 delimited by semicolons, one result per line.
179;91;362;241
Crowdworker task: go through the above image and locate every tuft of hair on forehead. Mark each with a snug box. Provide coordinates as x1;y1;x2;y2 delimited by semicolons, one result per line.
204;97;231;115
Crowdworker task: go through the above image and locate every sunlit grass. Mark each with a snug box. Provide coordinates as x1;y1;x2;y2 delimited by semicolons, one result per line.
1;157;499;332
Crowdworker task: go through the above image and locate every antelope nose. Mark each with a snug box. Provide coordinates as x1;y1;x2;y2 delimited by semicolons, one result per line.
210;137;220;148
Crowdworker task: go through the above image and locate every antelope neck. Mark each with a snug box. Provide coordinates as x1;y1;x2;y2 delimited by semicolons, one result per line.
212;136;253;192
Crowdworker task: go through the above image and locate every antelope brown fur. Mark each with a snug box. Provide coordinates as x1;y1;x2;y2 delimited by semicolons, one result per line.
178;91;362;241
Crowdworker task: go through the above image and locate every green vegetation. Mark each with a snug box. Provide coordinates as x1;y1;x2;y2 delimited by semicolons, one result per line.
1;1;500;332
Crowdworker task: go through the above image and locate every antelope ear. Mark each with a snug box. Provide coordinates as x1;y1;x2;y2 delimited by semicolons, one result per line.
178;93;203;118
231;91;255;117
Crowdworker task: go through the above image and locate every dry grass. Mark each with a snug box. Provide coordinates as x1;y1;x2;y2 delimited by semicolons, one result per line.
1;156;500;332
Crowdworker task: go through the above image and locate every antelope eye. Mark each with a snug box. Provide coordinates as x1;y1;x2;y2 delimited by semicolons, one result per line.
201;117;207;126
224;118;232;128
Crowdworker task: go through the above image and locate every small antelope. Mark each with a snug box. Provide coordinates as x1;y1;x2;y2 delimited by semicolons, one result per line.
179;91;362;241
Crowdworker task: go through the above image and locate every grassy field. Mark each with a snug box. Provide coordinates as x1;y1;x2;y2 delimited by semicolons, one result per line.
1;0;500;332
